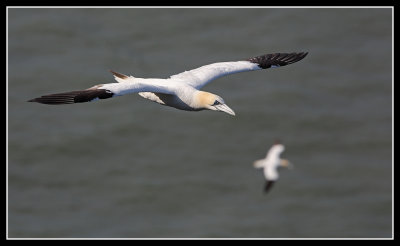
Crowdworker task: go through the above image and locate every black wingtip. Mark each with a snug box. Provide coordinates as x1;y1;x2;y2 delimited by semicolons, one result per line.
248;52;308;69
27;91;80;105
28;89;114;105
263;181;275;194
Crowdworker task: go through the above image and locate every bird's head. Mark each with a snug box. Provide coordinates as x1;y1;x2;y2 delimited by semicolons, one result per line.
280;159;294;170
195;91;235;116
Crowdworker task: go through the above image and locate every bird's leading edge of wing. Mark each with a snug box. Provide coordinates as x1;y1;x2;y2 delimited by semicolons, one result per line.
28;75;177;105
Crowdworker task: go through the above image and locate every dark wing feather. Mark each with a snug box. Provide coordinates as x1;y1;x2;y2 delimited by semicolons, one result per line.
263;181;275;194
247;52;308;69
28;89;114;105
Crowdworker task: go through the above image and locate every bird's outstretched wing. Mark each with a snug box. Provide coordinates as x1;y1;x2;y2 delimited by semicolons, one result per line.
169;52;308;89
253;159;265;168
28;71;176;105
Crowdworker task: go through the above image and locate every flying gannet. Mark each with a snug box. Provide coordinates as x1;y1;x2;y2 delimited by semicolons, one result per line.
253;142;292;193
28;52;308;116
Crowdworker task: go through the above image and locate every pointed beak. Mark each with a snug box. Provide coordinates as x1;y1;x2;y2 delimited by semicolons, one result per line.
215;103;236;116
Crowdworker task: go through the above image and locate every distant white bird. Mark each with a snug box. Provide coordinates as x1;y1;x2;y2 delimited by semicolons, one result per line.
253;142;292;193
28;52;308;116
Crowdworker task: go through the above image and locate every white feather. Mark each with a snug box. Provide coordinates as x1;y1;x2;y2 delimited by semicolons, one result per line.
100;78;179;96
254;144;286;181
170;61;261;89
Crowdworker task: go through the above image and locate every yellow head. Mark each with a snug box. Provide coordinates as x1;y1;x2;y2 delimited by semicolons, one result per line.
280;159;293;169
195;91;235;116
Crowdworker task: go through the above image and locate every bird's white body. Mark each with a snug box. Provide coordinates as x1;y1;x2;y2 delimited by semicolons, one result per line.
253;143;292;193
254;144;285;181
102;78;201;110
29;52;308;116
95;61;263;114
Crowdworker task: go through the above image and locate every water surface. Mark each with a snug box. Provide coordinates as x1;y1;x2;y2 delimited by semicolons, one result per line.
8;8;392;238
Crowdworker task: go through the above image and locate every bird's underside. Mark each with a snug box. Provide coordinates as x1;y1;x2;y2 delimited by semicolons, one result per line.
137;92;199;111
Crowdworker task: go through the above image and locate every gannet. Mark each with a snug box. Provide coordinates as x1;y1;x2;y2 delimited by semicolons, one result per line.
28;52;308;116
253;142;292;193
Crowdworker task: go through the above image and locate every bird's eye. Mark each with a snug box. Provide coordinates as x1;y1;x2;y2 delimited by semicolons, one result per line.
213;100;221;106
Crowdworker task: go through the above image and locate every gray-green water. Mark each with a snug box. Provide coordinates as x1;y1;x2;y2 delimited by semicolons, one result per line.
8;8;392;238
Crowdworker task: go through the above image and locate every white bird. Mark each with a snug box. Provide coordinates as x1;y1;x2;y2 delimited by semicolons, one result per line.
253;142;292;193
28;52;308;116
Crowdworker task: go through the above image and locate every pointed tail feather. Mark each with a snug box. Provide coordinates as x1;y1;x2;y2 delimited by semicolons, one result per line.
110;70;129;82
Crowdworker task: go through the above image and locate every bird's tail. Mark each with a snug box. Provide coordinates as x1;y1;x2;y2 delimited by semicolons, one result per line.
110;70;130;83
